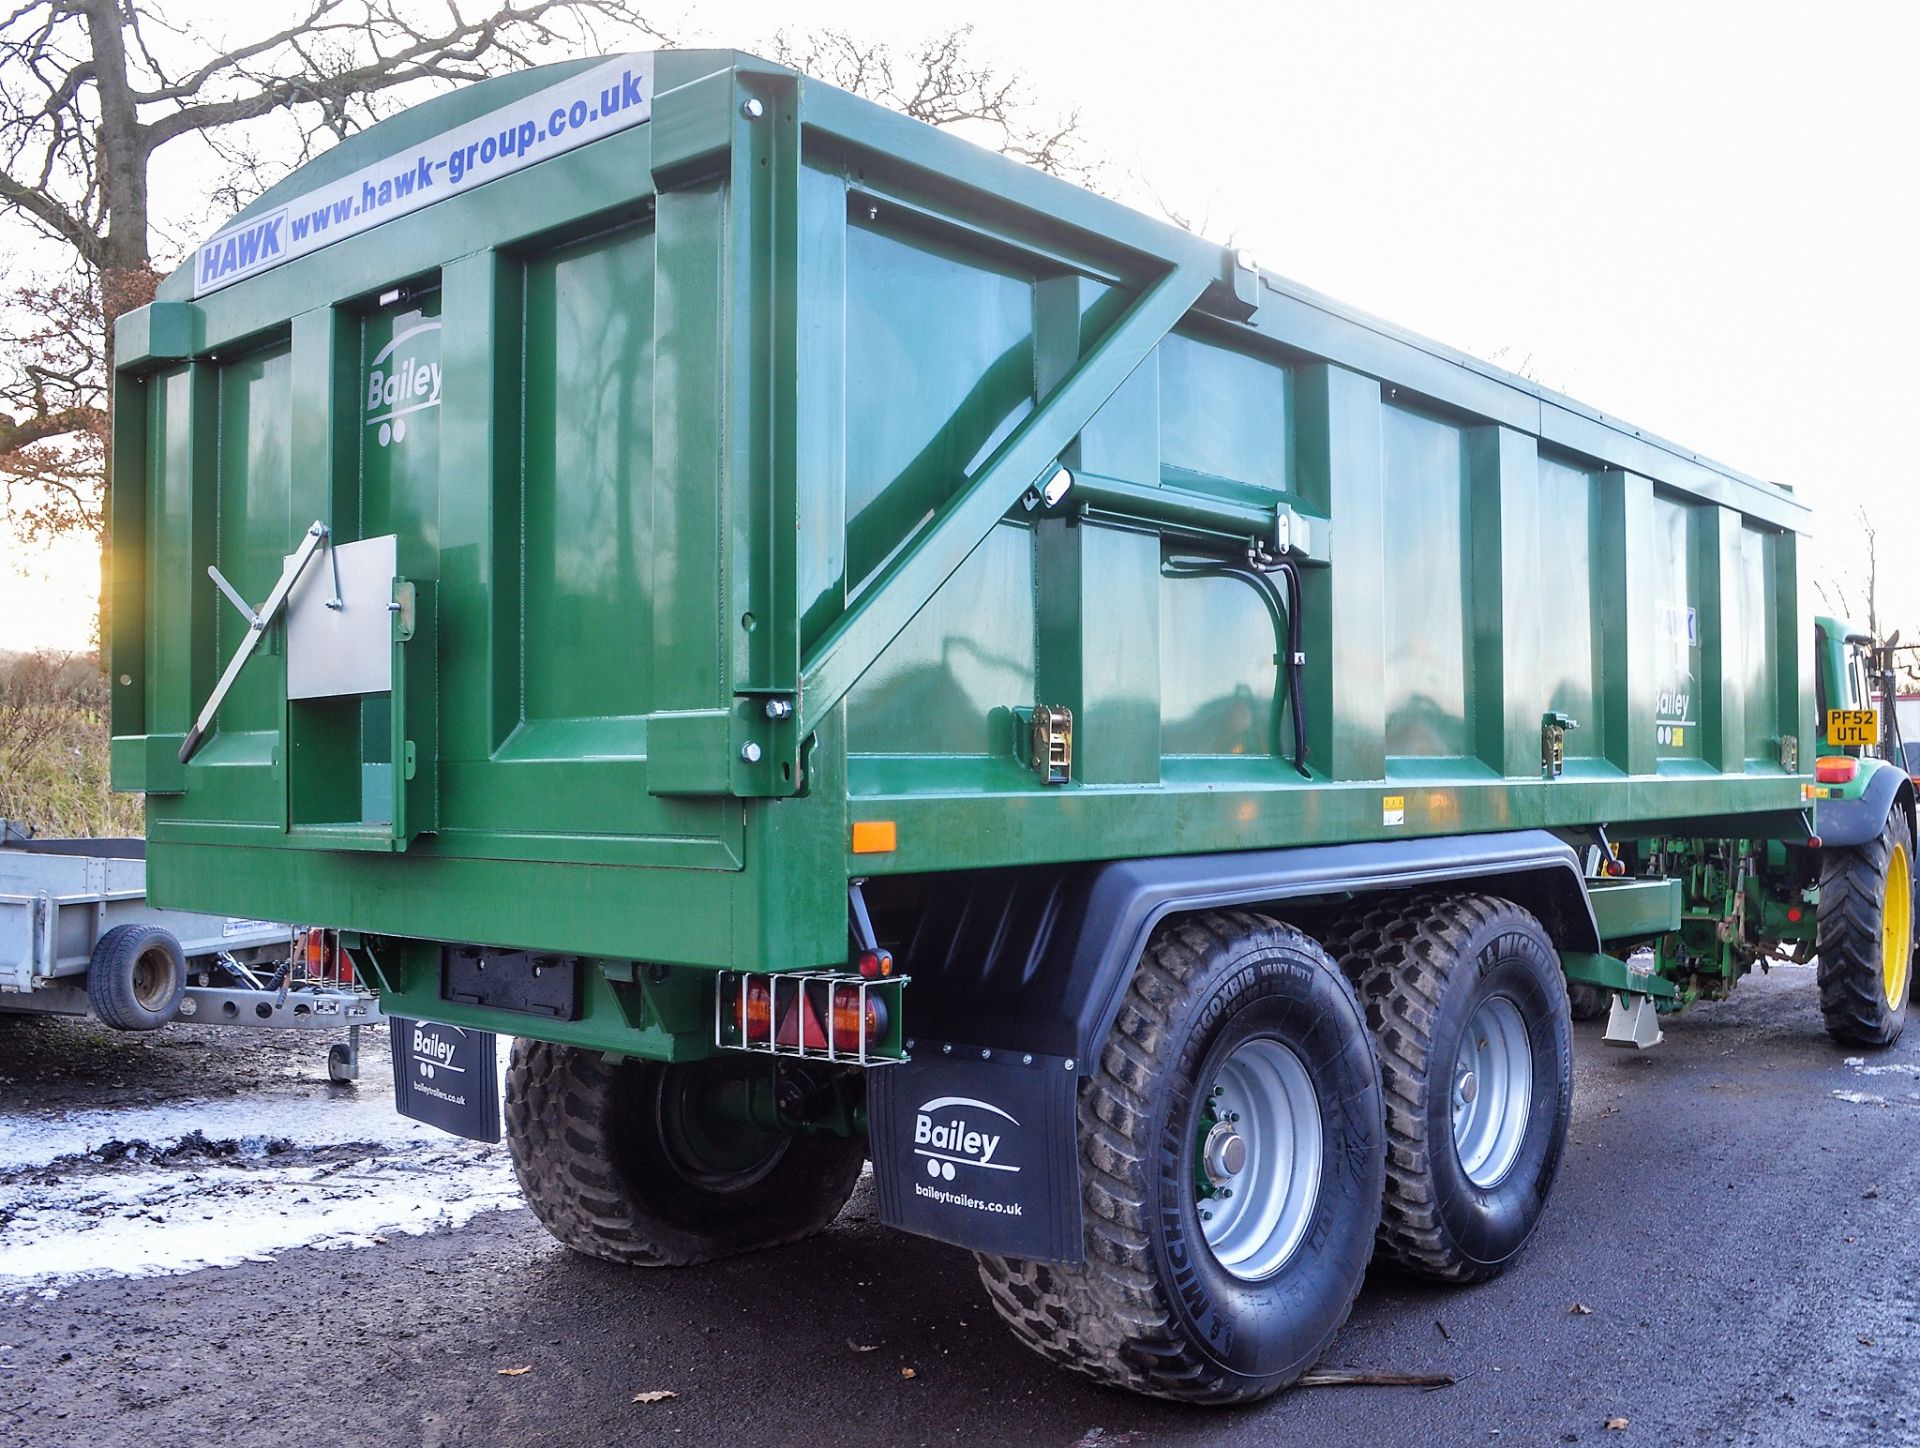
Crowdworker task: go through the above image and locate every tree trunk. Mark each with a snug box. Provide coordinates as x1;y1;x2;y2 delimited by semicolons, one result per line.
81;0;156;654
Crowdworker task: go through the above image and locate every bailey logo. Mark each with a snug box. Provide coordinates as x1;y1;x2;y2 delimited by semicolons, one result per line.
410;1022;467;1080
913;1095;1019;1181
366;313;442;447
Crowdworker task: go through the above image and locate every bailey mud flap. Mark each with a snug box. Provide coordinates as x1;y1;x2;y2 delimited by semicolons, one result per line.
390;1017;501;1142
868;1042;1082;1264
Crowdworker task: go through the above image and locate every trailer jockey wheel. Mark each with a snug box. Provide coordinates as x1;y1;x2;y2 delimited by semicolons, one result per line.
86;923;188;1032
504;1042;866;1267
975;911;1384;1404
1324;894;1573;1283
1816;809;1915;1049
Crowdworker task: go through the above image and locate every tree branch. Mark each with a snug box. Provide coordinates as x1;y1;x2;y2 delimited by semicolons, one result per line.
0;169;101;263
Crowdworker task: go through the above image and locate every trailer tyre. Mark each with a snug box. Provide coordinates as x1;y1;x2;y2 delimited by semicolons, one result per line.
86;923;187;1032
505;1041;865;1267
1816;809;1914;1049
975;911;1384;1404
1325;894;1572;1283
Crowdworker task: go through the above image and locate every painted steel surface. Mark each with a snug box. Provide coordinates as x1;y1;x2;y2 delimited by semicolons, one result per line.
111;49;1815;977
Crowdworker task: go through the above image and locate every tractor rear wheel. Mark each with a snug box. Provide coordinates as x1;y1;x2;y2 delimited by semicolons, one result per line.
505;1041;866;1267
975;910;1384;1404
1325;894;1573;1283
1816;810;1914;1049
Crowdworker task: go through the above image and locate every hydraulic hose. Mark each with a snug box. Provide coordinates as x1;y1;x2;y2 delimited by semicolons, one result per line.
1163;553;1311;778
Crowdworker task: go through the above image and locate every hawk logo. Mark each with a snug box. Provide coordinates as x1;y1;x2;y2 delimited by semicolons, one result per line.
196;211;287;290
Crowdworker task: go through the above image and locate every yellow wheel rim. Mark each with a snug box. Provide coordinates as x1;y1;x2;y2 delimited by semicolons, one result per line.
1882;841;1913;1011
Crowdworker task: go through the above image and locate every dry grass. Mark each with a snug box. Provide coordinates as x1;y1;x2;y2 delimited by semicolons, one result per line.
0;650;144;838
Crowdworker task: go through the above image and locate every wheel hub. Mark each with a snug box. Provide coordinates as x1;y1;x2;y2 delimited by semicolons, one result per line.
1202;1121;1248;1185
1451;996;1533;1188
1196;1036;1323;1282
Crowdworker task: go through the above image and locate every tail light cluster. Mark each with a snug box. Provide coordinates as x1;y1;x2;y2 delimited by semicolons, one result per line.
298;927;350;986
716;970;907;1066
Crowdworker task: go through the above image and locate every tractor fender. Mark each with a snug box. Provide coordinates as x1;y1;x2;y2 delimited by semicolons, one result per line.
1816;760;1917;851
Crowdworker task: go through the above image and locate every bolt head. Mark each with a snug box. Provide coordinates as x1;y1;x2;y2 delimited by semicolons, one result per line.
740;741;762;763
741;97;764;119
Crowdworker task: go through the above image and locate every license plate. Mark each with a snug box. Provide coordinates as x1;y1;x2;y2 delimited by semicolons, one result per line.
390;1017;501;1142
1826;708;1879;747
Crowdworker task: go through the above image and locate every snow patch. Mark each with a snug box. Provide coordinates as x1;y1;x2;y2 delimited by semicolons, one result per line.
0;1088;452;1173
1840;1058;1920;1078
0;1142;520;1288
1831;1089;1889;1107
0;1039;522;1294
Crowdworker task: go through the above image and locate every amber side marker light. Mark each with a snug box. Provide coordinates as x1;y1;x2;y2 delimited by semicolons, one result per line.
1815;756;1859;784
851;820;897;854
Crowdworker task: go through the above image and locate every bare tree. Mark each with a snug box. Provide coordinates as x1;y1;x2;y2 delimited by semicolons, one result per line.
1817;505;1884;640
0;272;103;542
1816;504;1920;691
0;0;668;550
3;12;1103;564
767;25;1101;189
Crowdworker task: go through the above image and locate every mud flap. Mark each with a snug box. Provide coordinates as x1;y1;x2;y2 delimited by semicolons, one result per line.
868;1042;1083;1264
390;1017;501;1142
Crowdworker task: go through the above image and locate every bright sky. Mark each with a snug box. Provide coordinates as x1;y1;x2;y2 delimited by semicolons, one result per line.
5;0;1916;651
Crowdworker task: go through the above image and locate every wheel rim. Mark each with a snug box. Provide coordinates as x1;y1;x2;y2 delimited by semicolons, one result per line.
131;948;173;1010
1451;995;1532;1188
1196;1036;1322;1281
1883;841;1913;1010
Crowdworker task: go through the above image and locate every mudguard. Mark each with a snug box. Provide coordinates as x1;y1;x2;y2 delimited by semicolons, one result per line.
864;830;1597;1262
881;829;1597;1066
1817;760;1916;850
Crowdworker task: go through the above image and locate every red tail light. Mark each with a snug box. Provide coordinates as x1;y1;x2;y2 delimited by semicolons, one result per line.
732;978;774;1042
831;984;888;1051
301;928;346;983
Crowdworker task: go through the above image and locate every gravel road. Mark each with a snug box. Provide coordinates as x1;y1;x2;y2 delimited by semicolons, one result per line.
1;962;1914;1447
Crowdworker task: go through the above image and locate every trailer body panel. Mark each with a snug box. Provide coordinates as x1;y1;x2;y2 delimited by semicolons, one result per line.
111;50;1814;1013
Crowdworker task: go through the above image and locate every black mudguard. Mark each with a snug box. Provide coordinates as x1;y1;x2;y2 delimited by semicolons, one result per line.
864;830;1597;1261
1817;762;1916;850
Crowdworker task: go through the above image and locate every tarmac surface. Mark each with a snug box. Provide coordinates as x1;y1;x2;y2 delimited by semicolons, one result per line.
1;961;1916;1447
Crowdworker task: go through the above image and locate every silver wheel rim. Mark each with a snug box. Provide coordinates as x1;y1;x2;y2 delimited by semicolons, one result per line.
1197;1037;1322;1281
1452;996;1532;1187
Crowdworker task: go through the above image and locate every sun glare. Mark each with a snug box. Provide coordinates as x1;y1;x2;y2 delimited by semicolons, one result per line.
1;532;102;654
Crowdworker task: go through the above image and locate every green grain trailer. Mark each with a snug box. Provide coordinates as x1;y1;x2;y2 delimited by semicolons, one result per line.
109;50;1916;1403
